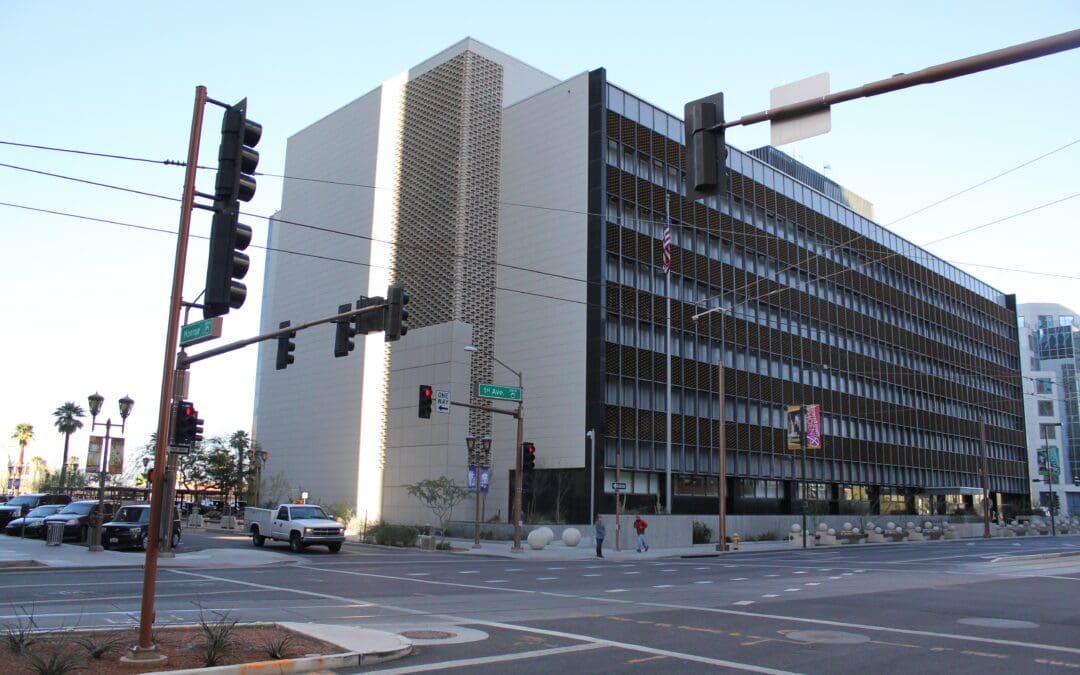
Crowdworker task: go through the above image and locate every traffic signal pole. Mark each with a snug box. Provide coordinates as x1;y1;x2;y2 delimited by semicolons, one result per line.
130;85;207;665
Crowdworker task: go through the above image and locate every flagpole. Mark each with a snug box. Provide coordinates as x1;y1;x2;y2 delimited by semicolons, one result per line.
664;195;673;515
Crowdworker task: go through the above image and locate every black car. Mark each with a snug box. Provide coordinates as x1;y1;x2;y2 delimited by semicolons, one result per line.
43;500;117;543
0;493;72;528
102;504;181;550
4;504;65;537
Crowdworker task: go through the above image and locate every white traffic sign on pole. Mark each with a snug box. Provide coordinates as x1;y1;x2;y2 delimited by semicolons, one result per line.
770;72;831;146
435;390;451;414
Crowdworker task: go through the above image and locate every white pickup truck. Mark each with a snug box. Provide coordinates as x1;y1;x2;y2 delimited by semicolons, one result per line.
245;504;346;553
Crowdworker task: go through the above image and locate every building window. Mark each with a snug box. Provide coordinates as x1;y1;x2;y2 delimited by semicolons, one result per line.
1041;424;1059;441
1060;315;1075;327
1038;400;1055;417
1036;378;1054;395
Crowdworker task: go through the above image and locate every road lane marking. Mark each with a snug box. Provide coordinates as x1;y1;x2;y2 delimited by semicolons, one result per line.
764;574;780;577
583;573;602;577
537;577;557;581
606;589;627;593
627;655;668;664
793;571;807;575
762;594;779;598
732;577;749;581
694;581;713;585
547;567;565;570
407;572;429;576
734;601;755;605
369;642;604;674
458;570;479;574
784;588;800;592
485;580;507;584
805;582;820;586
653;584;673;588
624;571;640;575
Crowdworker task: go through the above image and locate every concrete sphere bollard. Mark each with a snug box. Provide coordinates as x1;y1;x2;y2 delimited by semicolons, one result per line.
875;527;883;534
818;523;829;532
906;522;915;530
886;522;896;531
842;522;853;532
527;529;548;550
537;526;554;545
852;527;861;535
924;521;933;530
827;528;836;536
791;524;801;533
561;528;582;547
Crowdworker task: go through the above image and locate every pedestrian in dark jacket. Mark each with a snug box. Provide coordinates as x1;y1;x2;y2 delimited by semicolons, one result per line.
634;514;649;552
595;516;606;558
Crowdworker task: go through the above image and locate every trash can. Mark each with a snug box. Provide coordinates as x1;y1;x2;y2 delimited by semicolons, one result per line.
46;522;64;546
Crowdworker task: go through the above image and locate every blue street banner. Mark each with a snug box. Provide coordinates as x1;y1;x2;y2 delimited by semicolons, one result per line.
468;466;490;493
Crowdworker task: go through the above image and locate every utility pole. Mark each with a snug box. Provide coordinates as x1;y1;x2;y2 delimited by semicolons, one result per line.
979;415;991;539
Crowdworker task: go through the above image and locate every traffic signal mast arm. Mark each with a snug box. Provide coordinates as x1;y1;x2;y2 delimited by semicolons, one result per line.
719;28;1080;132
448;398;521;420
178;303;386;367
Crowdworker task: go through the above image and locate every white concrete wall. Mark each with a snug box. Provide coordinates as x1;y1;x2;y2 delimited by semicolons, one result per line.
253;88;382;509
383;321;476;525
492;71;591;486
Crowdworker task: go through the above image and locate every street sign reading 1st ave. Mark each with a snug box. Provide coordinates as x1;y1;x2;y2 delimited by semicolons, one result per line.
477;383;523;402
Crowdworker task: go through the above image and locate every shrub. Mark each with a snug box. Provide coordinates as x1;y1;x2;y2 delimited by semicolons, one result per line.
3;606;38;653
198;609;238;667
262;633;294;660
692;521;712;544
368;523;418;547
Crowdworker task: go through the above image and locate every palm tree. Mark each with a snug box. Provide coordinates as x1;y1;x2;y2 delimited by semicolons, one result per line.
52;402;86;490
10;423;34;495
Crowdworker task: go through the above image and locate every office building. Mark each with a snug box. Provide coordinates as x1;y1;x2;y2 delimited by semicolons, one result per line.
1017;303;1079;516
252;38;1028;526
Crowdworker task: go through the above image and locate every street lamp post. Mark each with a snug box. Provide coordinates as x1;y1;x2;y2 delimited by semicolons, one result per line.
464;345;525;552
87;392;134;552
691;305;729;552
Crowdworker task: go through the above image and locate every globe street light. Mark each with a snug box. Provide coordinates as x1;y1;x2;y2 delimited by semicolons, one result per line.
87;392;134;552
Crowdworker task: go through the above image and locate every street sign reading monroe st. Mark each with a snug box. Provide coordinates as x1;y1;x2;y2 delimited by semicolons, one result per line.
180;317;222;347
477;383;522;402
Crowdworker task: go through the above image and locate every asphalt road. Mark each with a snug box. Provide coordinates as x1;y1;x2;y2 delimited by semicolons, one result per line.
2;536;1078;673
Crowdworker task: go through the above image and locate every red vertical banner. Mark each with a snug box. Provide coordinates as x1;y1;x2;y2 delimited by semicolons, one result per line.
805;404;822;450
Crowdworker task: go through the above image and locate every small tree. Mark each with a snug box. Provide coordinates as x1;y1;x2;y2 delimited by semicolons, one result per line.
405;476;469;544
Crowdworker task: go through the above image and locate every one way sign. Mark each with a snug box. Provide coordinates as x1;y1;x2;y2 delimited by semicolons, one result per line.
435;390;451;414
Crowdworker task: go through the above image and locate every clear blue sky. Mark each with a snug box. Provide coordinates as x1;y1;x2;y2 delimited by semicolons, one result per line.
2;1;1078;471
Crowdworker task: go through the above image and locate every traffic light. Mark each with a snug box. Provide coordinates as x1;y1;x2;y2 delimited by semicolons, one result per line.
418;385;433;419
384;284;409;341
355;295;386;335
276;320;296;370
333;303;356;357
683;93;726;198
173;400;203;446
205;98;262;319
522;442;536;472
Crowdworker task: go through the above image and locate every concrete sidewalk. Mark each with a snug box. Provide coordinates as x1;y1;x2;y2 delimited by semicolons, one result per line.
442;535;791;559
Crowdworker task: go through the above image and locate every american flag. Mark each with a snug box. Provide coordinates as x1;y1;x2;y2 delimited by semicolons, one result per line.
662;218;671;273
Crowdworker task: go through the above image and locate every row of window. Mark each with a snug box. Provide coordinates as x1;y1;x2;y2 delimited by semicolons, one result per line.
606;207;1015;368
600;105;1003;304
604;307;1021;422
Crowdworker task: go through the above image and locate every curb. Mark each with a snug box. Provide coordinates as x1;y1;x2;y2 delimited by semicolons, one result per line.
157;645;414;675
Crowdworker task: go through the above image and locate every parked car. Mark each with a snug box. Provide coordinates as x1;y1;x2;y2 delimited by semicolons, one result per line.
101;504;181;550
0;493;72;529
43;500;117;543
3;504;65;537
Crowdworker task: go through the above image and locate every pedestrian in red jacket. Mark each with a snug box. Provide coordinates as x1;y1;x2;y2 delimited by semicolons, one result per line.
634;514;649;552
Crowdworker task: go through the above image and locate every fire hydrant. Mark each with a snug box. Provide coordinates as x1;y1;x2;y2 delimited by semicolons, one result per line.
732;532;740;551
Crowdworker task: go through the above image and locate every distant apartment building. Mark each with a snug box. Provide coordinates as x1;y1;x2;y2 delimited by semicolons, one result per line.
251;38;1028;526
1018;303;1079;516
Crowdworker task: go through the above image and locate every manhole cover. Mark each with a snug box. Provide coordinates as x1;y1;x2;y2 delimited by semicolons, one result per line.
958;617;1039;629
787;630;871;645
400;630;454;640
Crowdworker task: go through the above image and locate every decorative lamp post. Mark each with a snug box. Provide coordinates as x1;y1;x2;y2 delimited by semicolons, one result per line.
87;392;134;552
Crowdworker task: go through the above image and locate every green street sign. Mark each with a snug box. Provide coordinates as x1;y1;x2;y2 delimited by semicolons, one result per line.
180;317;222;347
477;383;523;402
